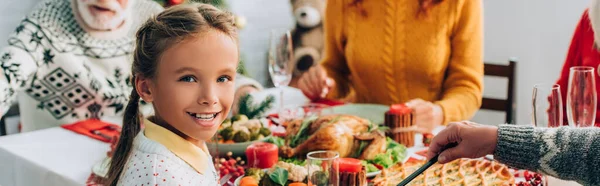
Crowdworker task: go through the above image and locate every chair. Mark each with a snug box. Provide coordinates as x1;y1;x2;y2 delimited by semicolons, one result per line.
481;59;517;124
0;104;19;136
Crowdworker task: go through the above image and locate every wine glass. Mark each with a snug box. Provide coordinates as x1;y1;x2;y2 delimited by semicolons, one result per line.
268;29;293;112
532;84;563;128
307;150;339;186
531;84;563;186
566;66;597;127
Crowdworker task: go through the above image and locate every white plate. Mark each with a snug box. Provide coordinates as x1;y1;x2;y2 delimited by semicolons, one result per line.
366;170;382;178
92;157;111;178
234;176;242;185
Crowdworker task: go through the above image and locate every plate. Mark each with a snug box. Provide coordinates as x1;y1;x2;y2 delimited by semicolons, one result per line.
328;103;389;124
366;170;382;178
234;176;242;185
92;157;111;178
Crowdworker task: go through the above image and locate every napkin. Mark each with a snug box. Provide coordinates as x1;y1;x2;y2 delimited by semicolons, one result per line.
62;119;121;143
312;98;345;106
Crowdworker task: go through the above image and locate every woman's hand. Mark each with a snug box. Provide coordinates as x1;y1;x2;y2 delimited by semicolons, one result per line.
405;98;443;133
426;121;498;164
298;65;336;100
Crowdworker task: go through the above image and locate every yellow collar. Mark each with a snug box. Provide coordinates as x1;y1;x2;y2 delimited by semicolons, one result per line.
143;118;208;174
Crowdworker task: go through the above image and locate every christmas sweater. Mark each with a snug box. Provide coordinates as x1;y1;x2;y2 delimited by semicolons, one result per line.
0;0;163;132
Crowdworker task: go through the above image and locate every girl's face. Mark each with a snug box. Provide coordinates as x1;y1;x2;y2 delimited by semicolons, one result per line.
138;30;238;144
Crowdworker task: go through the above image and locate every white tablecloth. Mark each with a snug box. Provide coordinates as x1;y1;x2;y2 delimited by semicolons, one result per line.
0;127;108;186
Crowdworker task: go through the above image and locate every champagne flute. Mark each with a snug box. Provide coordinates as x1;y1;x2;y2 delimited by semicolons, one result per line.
566;66;597;127
268;29;293;113
532;84;563;128
531;84;563;186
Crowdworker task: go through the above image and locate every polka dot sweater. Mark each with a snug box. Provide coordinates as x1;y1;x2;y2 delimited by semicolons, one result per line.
118;131;218;186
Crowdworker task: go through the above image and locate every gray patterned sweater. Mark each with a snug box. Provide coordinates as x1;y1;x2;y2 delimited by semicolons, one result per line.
494;124;600;185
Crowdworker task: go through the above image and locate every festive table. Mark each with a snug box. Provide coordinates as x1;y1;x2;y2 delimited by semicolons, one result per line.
0;87;584;186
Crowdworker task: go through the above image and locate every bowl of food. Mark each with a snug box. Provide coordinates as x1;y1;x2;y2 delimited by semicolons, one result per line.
207;114;272;156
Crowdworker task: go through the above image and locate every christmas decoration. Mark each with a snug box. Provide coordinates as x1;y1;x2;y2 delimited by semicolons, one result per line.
237;94;275;119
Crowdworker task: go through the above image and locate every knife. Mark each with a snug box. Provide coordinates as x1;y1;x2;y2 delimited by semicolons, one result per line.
396;143;458;186
91;130;112;141
219;174;232;186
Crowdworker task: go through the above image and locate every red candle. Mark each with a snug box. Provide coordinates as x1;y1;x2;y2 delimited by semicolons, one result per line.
245;142;278;169
390;104;412;114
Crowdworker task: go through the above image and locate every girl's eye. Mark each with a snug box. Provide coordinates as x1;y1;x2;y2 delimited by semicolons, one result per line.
217;75;232;83
179;76;196;83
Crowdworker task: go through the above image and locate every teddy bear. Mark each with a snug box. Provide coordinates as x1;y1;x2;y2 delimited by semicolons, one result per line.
288;0;326;87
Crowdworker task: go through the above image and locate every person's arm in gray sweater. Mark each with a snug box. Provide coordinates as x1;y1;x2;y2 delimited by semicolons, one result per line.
495;125;600;186
427;122;600;186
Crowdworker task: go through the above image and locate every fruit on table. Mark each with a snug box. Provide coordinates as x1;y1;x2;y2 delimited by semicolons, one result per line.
516;171;544;186
246;142;278;169
239;176;259;186
217;152;246;183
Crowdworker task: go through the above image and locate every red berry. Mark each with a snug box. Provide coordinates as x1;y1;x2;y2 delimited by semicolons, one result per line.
221;169;229;175
237;167;244;172
525;174;532;181
233;172;241;178
229;159;237;165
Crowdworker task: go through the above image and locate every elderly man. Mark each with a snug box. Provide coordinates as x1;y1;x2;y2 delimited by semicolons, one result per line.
0;0;261;132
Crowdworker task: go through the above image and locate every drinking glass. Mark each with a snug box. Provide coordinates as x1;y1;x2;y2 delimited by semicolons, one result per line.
532;84;563;128
566;66;597;127
268;29;293;112
307;150;339;186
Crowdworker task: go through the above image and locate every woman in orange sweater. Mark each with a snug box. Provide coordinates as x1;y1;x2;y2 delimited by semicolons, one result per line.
298;0;484;132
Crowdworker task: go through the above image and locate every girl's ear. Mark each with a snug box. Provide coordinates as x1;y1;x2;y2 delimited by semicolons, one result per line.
135;76;154;102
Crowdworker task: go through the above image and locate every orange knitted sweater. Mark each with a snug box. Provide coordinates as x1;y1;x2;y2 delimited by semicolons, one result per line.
321;0;484;124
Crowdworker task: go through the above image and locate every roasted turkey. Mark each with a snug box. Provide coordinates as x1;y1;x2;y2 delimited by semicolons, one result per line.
281;114;387;159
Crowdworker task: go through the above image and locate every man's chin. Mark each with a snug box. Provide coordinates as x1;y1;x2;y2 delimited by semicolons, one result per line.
83;18;125;31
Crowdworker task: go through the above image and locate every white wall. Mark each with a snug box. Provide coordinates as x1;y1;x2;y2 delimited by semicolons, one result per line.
0;0;39;46
228;0;294;85
0;0;593;126
472;0;590;125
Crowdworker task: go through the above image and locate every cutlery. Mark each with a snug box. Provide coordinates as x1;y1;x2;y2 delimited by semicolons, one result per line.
396;143;457;186
91;130;112;141
219;174;232;186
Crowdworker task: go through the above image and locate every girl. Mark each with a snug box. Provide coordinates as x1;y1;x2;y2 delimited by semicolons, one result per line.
105;3;239;185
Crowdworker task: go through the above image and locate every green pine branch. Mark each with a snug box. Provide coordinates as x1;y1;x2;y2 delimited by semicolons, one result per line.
237;94;275;119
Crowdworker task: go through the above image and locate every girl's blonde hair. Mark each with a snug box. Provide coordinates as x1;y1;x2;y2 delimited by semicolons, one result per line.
105;3;237;185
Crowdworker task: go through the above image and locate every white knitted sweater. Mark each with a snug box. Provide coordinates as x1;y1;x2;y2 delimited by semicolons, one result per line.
118;131;218;186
